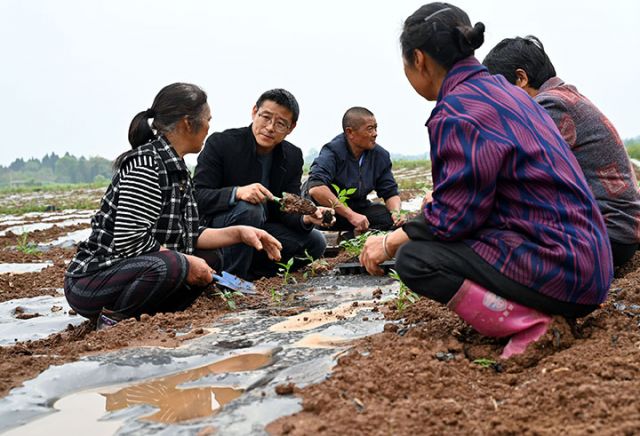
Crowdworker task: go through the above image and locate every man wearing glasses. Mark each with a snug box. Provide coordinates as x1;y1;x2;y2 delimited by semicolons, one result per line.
193;89;330;280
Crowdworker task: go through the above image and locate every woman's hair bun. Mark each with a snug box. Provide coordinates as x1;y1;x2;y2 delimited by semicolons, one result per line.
468;22;485;49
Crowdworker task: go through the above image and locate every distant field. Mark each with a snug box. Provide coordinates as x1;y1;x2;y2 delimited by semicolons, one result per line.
392;160;432;190
0;161;432;214
0;182;107;215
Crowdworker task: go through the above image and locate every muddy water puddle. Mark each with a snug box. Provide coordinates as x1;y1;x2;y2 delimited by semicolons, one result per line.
6;352;273;435
0;276;399;434
293;333;352;349
270;300;374;332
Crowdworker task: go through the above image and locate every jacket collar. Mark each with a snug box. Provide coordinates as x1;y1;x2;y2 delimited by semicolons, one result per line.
437;56;487;102
156;136;189;174
335;133;370;161
539;76;565;93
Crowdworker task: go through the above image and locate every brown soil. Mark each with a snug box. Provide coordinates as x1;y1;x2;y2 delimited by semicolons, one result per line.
279;193;334;225
0;238;357;399
3;209;640;434
280;193;317;215
0;272;297;398
268;254;640;435
321;210;334;225
0;223;90;249
0;248;71;302
398;189;424;202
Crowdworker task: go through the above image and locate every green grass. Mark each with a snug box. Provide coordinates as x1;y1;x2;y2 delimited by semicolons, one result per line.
0;181;109;195
0;181;107;214
0;199;100;215
397;179;432;191
392;159;431;171
16;232;40;255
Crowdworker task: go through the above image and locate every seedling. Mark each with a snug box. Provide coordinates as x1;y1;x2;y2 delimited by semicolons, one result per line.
216;289;242;310
473;358;497;368
392;209;412;222
330;183;357;208
277;257;296;285
16;232;39;255
297;249;314;264
306;258;329;279
297;249;329;279
339;230;381;258
388;268;420;313
269;287;283;305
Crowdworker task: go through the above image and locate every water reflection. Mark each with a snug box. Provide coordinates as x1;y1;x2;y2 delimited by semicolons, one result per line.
104;352;272;423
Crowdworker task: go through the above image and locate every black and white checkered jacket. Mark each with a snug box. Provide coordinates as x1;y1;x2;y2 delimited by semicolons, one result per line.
66;137;202;277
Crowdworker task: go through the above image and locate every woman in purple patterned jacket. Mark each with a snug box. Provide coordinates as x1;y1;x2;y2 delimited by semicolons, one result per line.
360;2;613;358
483;35;640;268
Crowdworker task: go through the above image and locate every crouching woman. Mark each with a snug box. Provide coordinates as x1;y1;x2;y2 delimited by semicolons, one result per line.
64;83;281;328
360;3;612;358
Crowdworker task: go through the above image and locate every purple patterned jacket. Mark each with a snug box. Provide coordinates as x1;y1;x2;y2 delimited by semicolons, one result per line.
422;57;612;305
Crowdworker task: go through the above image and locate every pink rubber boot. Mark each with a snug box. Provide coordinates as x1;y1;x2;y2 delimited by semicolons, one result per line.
447;280;552;359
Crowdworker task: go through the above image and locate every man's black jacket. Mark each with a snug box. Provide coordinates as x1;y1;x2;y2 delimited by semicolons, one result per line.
193;126;310;232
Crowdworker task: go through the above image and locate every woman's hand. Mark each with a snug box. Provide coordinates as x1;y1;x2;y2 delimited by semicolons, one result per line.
422;190;433;208
360;229;410;276
302;206;335;227
184;254;215;286
237;226;282;261
359;234;388;276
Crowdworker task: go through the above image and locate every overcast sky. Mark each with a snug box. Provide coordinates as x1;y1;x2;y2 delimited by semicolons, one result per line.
1;0;638;167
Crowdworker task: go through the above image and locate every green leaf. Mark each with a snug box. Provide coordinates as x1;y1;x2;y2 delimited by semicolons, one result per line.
473;358;496;368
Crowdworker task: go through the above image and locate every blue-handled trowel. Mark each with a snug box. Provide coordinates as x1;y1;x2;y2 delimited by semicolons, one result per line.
211;271;256;295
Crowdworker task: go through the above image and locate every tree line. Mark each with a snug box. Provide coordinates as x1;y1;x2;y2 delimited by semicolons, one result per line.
2;138;639;188
625;136;640;161
0;153;113;187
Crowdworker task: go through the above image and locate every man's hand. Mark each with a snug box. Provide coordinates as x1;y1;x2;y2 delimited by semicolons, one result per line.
302;206;335;227
391;210;406;227
237;225;282;261
348;212;369;235
184;254;215;286
236;183;273;204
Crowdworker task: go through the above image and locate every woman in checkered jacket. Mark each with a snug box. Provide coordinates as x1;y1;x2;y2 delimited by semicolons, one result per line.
64;83;282;328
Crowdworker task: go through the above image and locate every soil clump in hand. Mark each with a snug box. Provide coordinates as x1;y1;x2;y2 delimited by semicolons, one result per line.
280;193;317;215
279;193;334;224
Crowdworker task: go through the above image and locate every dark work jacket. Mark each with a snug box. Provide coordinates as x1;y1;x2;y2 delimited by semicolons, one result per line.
193;126;310;233
306;133;399;208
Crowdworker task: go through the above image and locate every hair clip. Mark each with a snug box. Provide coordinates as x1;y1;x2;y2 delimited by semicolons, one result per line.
524;35;544;51
423;7;451;22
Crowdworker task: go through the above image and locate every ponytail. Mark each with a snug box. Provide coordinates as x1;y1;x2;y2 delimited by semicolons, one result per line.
128;110;156;148
112;83;207;171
